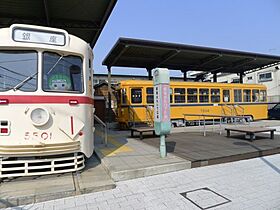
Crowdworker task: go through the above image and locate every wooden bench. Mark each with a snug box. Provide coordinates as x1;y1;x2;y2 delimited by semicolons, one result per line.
130;127;155;140
225;127;276;141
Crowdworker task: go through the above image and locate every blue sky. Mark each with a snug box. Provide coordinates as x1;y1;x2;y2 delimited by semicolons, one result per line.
94;0;280;77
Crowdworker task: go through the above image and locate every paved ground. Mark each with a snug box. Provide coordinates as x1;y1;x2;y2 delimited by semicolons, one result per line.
0;155;115;208
5;154;280;210
94;126;191;181
142;125;280;167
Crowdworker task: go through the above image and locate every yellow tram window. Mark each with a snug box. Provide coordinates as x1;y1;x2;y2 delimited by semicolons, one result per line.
121;88;127;104
187;88;198;103
259;90;267;102
211;89;220;103
223;90;230;102
131;88;142;104
199;88;209;103
146;87;154;104
174;88;185;103
243;89;251;102
252;89;259;102
234;89;242;102
170;88;173;103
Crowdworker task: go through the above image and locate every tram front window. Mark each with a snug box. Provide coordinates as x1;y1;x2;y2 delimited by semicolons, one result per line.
43;52;83;93
0;51;37;92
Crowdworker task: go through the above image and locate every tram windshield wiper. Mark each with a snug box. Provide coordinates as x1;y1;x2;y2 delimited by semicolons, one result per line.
12;72;38;91
47;55;64;75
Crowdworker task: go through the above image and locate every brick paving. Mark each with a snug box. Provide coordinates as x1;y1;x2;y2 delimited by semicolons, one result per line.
5;154;280;210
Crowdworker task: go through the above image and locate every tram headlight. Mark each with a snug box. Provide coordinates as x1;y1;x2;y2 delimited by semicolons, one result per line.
30;108;50;126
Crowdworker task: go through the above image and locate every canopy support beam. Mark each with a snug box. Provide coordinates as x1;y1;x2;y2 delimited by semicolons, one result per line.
181;70;188;81
107;66;112;127
43;0;50;26
239;72;244;84
213;72;217;82
147;68;152;80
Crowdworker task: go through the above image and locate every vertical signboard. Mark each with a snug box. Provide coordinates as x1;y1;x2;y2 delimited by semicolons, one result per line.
153;68;171;158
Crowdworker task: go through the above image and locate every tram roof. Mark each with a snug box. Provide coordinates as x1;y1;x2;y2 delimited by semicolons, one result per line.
103;38;280;74
0;0;117;48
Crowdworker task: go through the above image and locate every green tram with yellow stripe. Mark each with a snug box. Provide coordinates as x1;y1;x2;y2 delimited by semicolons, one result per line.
115;80;268;127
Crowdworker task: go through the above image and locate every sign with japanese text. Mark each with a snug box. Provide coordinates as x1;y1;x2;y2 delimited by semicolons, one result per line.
153;68;171;135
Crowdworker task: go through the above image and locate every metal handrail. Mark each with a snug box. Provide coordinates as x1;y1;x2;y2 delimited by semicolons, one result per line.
94;115;108;146
145;105;154;127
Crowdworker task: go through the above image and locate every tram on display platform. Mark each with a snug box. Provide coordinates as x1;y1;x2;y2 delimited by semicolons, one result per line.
0;24;94;178
116;80;268;128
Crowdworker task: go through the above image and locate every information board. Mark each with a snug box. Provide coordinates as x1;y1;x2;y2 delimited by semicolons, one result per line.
153;68;171;136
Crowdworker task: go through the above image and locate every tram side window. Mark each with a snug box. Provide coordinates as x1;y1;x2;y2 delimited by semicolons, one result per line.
234;89;242;102
146;87;154;104
252;89;259;102
121;89;127;104
199;89;209;103
131;88;142;104
174;88;185;103
170;88;173;103
211;89;220;103
43;52;83;93
223;90;230;102
259;90;267;102
243;89;251;102
187;88;198;103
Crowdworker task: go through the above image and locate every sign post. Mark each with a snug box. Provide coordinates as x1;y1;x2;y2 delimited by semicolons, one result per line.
153;68;171;158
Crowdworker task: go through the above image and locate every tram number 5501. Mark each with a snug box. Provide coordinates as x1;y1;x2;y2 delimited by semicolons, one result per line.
24;132;53;141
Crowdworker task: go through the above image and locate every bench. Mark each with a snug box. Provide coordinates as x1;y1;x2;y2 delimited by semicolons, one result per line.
130;127;155;140
225;127;276;141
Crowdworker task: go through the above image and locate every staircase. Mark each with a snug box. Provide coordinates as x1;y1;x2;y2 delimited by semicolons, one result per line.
221;104;248;124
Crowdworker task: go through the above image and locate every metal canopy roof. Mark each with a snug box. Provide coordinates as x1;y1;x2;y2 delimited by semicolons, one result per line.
103;38;280;74
0;0;117;48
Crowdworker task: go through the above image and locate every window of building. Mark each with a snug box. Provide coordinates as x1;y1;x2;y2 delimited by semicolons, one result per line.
174;88;185;103
146;87;154;104
243;89;251;102
252;89;259;102
199;88;209;103
187;88;198;103
211;89;220;103
259;90;267;102
234;89;242;102
247;76;253;80
232;78;240;83
131;88;142;104
223;90;230;102
258;72;272;82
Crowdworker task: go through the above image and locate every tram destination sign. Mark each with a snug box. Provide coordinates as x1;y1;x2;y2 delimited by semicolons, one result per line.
12;26;66;46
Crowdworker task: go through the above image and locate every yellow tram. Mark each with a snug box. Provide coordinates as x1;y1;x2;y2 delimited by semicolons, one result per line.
115;80;268;127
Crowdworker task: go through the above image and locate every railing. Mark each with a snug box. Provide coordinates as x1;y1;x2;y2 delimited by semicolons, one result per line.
94;115;108;146
233;104;245;117
221;104;234;116
128;106;136;127
183;113;249;136
145;105;154;127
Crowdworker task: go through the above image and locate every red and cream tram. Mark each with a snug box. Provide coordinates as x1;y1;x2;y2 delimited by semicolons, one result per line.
0;24;94;177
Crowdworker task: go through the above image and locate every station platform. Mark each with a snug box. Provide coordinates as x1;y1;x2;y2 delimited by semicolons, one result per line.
1;120;279;208
94;126;191;181
142;121;280;167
